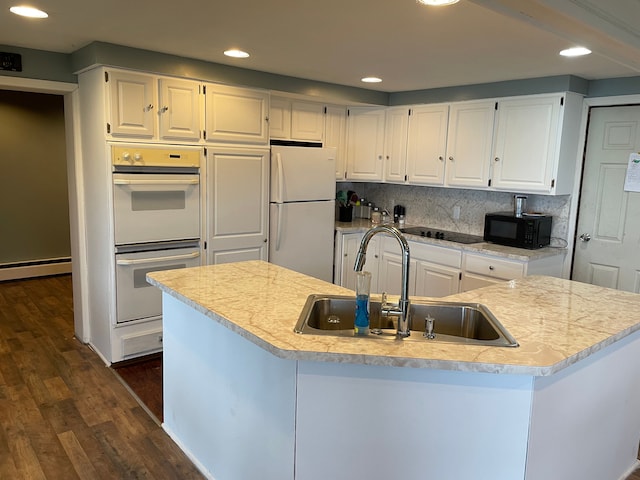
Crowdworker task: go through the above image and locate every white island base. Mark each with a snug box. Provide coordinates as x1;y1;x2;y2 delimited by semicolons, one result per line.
161;294;640;480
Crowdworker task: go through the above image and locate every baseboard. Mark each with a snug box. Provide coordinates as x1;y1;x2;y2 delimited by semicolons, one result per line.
0;258;72;281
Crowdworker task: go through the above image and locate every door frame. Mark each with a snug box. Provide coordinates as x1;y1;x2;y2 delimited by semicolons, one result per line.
567;94;640;279
0;75;89;342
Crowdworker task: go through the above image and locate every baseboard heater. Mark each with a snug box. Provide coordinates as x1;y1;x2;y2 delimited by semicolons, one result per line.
0;257;72;281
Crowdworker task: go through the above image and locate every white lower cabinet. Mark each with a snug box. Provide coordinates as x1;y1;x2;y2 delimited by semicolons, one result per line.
412;242;462;297
336;231;567;297
335;232;380;291
460;251;565;292
335;232;461;297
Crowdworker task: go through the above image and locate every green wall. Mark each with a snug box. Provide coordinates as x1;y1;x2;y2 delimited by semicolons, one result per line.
0;90;70;265
2;41;640;105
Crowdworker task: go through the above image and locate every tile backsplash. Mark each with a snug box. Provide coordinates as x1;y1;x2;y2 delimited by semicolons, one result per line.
338;183;572;248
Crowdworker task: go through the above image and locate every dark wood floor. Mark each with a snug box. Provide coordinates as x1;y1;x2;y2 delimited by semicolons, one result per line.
0;274;203;479
113;354;163;422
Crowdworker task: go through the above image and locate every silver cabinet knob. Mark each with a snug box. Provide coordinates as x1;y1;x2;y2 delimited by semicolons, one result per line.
579;233;591;242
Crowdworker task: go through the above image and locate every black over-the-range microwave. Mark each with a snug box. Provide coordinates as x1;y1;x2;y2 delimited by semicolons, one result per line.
483;212;552;249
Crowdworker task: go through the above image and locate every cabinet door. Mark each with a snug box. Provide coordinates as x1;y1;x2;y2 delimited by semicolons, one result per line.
158;78;201;142
414;261;460;297
269;97;290;139
445;100;495;188
325;105;347;180
206;147;269;264
338;233;380;291
108;70;156;138
383;107;410;183
205;84;269;144
492;94;562;193
377;236;414;296
346;107;385;181
291;101;324;142
406;104;449;185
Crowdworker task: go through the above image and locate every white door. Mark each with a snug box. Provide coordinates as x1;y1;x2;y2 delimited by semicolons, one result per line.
206;147;269;264
572;105;640;293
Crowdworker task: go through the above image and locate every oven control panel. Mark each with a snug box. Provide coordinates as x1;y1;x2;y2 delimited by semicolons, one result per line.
112;145;201;168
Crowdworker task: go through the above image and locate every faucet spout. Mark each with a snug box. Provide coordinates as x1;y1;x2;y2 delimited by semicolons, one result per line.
354;225;411;337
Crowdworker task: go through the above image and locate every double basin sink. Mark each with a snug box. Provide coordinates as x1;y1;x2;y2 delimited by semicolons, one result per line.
294;294;518;347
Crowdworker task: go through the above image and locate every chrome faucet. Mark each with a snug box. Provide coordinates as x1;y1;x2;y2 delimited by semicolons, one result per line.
354;225;411;337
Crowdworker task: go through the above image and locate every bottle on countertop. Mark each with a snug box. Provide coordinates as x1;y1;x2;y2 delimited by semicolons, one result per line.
354;271;371;336
371;207;381;224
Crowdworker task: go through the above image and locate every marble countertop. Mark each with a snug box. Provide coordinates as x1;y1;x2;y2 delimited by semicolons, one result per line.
336;218;567;261
147;260;640;376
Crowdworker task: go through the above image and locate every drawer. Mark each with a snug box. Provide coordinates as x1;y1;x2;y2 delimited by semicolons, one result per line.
463;253;524;280
410;241;462;269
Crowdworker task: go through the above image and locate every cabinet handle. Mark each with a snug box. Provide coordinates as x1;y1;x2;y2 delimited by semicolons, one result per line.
160;106;169;113
438;156;444;161
494;157;500;162
145;104;154;111
448;156;454;161
489;265;495;270
378;155;383;160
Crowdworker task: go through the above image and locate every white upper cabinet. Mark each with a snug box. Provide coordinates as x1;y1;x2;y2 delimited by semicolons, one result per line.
445;99;496;189
383;107;410;183
158;78;201;142
491;92;583;194
107;70;157;138
325;104;348;180
204;84;269;145
346;107;386;181
269;96;324;142
406;104;449;185
107;70;202;142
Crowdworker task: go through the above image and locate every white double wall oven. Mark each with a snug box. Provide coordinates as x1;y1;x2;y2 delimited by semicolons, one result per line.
112;145;202;326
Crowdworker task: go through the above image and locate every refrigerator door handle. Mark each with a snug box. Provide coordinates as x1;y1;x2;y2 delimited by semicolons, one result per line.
275;152;284;204
275;203;283;251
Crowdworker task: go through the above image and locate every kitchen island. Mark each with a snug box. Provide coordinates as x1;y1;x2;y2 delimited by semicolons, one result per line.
147;261;640;480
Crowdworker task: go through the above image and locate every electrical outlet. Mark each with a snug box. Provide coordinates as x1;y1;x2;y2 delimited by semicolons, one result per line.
453;205;461;220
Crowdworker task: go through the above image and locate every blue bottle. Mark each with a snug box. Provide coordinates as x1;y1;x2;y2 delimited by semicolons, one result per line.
354;271;371;336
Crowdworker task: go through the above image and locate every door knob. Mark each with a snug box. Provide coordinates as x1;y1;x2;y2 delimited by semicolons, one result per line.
579;233;591;242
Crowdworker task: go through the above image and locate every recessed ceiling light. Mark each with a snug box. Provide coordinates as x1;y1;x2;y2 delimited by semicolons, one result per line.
416;0;459;5
361;77;382;83
10;5;48;18
224;49;250;58
559;47;591;57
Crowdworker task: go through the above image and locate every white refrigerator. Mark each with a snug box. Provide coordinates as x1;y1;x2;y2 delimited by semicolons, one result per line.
269;145;336;282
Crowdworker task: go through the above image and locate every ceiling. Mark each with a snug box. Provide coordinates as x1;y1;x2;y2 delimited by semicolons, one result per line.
1;0;639;92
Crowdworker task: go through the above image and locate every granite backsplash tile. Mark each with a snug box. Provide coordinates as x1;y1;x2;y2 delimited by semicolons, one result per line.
338;182;571;248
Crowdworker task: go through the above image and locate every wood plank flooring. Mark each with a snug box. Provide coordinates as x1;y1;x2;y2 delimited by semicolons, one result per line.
113;355;163;422
0;274;204;479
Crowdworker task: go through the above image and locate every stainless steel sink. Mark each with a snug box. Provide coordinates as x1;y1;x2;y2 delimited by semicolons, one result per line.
294;294;518;347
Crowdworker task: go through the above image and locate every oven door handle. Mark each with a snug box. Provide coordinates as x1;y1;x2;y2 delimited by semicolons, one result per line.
116;251;200;266
113;178;199;186
113;178;200;185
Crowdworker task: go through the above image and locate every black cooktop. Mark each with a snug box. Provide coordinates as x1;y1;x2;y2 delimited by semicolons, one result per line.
399;227;484;244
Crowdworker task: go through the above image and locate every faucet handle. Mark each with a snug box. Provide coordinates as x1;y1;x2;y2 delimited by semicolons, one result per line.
381;292;387;304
